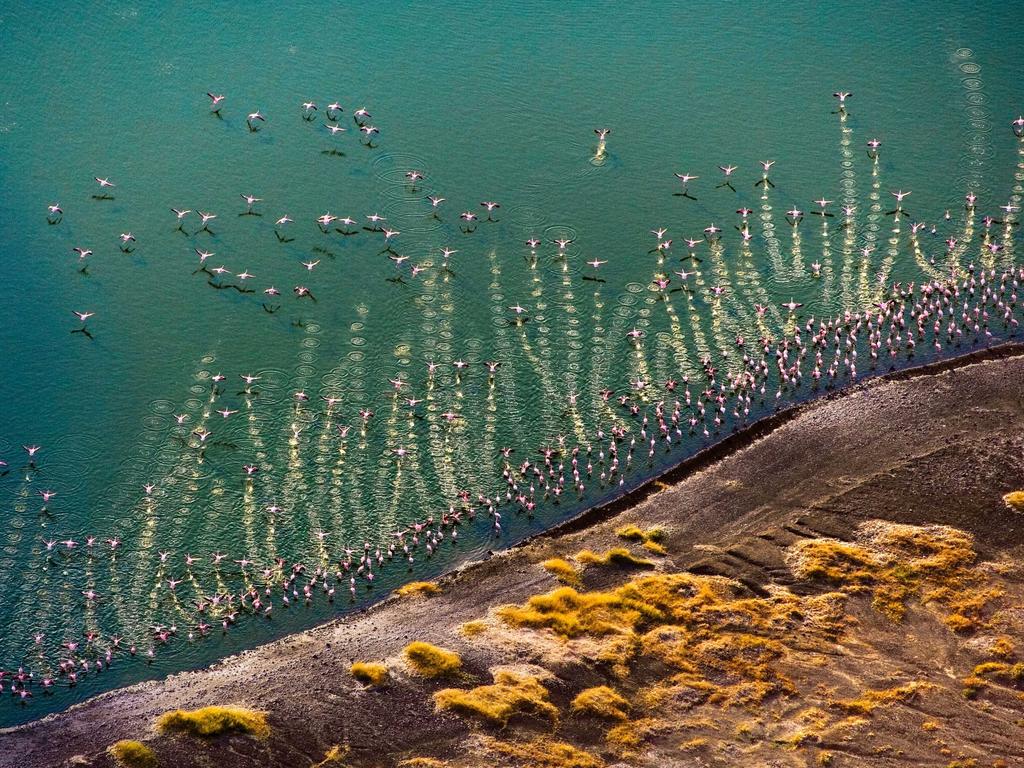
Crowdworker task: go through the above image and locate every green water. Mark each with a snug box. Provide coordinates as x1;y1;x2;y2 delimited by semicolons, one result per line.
0;1;1022;727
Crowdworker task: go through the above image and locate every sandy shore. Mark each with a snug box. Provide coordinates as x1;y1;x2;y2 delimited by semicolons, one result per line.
4;345;1024;768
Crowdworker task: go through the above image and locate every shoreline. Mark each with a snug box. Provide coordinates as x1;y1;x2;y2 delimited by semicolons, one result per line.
538;339;1024;540
4;342;1024;766
3;338;1024;742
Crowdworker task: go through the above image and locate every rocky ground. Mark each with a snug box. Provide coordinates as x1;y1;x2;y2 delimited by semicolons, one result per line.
4;346;1024;768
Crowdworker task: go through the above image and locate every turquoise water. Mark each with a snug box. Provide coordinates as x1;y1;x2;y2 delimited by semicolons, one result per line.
0;1;1022;726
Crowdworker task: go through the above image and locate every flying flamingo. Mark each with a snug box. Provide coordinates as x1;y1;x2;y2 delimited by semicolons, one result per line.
207;92;226;112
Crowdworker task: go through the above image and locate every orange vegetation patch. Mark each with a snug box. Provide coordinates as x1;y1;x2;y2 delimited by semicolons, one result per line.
831;681;933;715
570;686;630;720
350;661;389;686
1003;491;1024;513
542;558;582;586
616;524;668;555
434;670;558;726
396;581;442;598
787;521;1000;628
154;705;269;739
497;571;844;706
575;548;654;568
482;736;604;768
403;642;462;677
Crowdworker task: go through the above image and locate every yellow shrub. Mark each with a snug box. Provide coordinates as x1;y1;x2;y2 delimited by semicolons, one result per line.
570;686;630;720
615;524;648;541
789;522;991;625
973;661;1024;683
107;740;157;768
155;705;269;739
832;682;930;715
576;548;653;568
403;641;462;677
312;745;350;767
789;539;880;584
962;675;986;699
1003;491;1024;513
396;581;441;598
606;717;662;750
616;525;667;555
498;571;817;707
434;670;558;726
460;620;488;637
542;558;581;585
991;636;1015;658
484;737;603;768
350;661;388;686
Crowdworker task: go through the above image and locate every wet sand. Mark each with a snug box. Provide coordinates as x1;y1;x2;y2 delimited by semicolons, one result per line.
4;344;1024;768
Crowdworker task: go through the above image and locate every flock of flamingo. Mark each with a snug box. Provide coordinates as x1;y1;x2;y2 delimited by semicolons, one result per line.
1;90;1022;709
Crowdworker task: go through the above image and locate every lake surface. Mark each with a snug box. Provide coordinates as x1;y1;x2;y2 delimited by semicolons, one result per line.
0;1;1022;726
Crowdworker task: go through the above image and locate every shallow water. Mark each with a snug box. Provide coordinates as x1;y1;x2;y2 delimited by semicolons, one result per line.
0;1;1022;726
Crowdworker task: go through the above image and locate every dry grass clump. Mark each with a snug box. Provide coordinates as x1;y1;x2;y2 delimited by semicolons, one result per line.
570;686;630;720
403;641;462;677
312;745;350;767
483;736;604;768
155;705;269;739
498;578;661;640
396;581;442;598
788;522;995;626
990;636;1015;657
398;759;448;767
789;539;881;585
1003;491;1024;513
434;670;558;726
107;740;157;768
606;717;664;750
972;661;1024;684
831;682;931;715
498;571;836;707
350;661;389;686
616;525;668;554
460;619;488;637
575;547;654;568
542;557;582;585
961;675;987;699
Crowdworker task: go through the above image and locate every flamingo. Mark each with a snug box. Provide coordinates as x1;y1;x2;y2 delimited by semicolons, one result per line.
207;92;226;112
